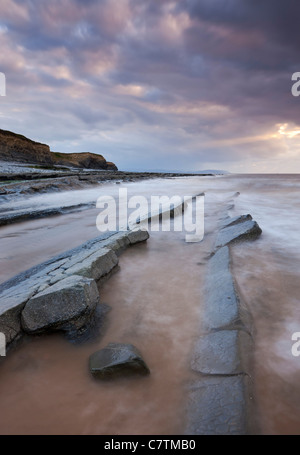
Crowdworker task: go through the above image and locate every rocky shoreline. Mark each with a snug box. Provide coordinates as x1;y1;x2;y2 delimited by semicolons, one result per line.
0;170;205;194
0;174;262;434
0;228;150;351
0;161;213;226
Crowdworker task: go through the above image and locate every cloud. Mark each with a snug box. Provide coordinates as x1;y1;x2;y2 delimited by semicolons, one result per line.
0;0;299;172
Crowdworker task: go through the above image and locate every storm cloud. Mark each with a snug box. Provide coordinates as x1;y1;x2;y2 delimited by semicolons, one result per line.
0;0;299;172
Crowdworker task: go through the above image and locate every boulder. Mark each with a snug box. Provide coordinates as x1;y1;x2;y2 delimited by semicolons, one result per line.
0;279;50;346
89;343;150;379
0;301;24;347
0;229;150;350
21;275;99;336
127;229;150;245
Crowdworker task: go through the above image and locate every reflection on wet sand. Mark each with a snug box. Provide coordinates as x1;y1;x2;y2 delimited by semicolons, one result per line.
0;231;212;435
0;174;299;434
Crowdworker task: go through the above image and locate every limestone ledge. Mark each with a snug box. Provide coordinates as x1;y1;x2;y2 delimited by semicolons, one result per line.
0;229;149;350
184;195;262;435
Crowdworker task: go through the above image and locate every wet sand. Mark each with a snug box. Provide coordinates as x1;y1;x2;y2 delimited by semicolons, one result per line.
0;177;223;435
0;230;213;435
0;174;299;434
0;176;217;284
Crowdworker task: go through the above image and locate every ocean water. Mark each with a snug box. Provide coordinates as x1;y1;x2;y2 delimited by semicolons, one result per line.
0;174;299;434
225;174;300;434
0;176;222;283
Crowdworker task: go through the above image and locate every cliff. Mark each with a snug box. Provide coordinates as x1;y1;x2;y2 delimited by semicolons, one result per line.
0;129;118;170
0;129;52;165
50;152;118;170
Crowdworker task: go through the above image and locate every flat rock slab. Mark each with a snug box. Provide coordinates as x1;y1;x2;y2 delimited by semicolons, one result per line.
204;246;239;330
215;220;262;249
191;330;243;375
0;229;150;350
221;214;252;229
99;232;131;254
21;275;99;335
64;248;118;281
89;343;150;380
135;200;186;225
187;211;259;435
184;376;247;435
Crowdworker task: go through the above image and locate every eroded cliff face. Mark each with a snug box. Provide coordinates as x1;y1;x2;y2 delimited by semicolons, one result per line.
50;152;118;170
0;129;118;170
0;129;52;164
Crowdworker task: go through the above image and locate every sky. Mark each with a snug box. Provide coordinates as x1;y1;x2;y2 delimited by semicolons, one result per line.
0;0;300;173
